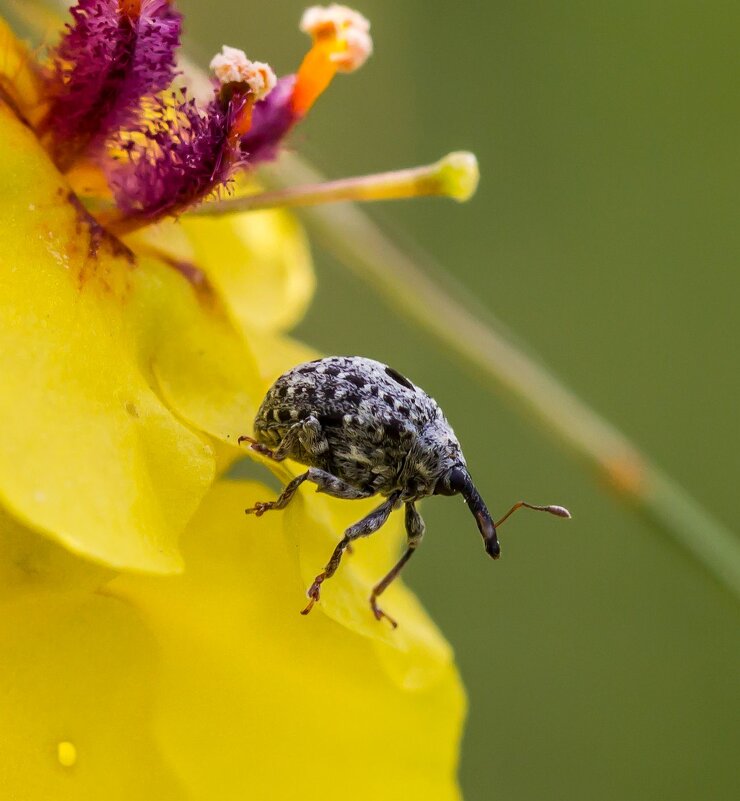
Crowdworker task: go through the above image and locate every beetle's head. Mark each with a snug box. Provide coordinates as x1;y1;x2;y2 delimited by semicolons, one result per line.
434;465;500;559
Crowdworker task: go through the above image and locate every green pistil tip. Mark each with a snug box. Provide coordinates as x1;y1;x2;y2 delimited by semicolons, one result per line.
436;151;480;202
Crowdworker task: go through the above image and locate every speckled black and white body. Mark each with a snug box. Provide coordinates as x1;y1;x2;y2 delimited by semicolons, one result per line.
243;356;569;627
254;356;466;501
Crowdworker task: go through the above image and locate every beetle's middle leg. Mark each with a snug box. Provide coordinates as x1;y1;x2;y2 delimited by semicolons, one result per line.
301;491;402;615
246;472;309;517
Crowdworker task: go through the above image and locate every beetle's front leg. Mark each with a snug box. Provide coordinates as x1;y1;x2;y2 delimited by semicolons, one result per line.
240;416;331;463
238;420;307;462
237;435;279;460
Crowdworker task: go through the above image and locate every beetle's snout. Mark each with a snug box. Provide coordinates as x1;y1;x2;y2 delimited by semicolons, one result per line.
485;539;500;559
480;517;500;559
459;471;500;559
475;508;500;559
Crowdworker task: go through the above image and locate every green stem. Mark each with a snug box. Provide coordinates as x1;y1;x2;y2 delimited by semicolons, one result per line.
261;152;740;601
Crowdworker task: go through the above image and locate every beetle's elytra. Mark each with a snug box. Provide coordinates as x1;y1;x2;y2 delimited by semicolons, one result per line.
240;356;570;627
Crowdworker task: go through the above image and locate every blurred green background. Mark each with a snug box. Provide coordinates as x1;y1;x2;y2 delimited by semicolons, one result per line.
180;2;740;799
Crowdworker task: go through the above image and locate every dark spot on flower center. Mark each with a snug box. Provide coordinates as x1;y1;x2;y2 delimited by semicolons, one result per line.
66;191;134;264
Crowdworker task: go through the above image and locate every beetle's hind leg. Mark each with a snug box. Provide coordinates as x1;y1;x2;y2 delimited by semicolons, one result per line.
301;491;402;616
369;502;426;629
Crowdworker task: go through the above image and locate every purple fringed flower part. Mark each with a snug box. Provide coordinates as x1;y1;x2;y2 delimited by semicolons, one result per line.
240;75;297;165
115;1;182;129
43;0;181;169
107;90;249;221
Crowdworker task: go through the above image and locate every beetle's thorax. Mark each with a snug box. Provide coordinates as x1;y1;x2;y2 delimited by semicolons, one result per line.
396;416;465;500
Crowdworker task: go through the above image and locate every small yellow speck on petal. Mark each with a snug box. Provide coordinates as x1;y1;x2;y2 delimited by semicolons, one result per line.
57;741;77;768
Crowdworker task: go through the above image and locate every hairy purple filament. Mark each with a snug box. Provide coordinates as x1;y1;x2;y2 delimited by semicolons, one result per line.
42;0;181;170
107;89;251;224
38;2;323;226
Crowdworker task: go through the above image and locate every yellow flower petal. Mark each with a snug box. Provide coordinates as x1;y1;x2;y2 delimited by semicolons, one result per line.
0;591;187;800
0;15;45;125
246;330;321;389
283;478;457;691
112;480;465;801
1;91;292;571
0;503;112;604
126;253;261;449
0;482;463;799
129;204;314;338
181;208;315;334
0;101;219;573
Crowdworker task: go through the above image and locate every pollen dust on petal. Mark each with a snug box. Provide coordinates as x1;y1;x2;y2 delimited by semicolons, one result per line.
57;741;77;768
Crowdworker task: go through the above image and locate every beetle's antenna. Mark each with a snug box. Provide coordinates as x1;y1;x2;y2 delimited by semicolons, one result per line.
460;473;500;559
495;501;572;528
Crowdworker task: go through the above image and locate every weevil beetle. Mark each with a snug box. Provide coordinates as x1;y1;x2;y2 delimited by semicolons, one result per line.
240;356;570;627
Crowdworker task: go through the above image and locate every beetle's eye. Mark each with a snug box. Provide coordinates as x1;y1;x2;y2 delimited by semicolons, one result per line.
434;467;467;496
448;467;467;493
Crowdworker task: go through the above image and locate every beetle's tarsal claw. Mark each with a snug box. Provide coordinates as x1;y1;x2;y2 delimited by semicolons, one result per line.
301;575;325;615
370;597;398;629
238;435;275;459
246;501;271;516
300;598;317;615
